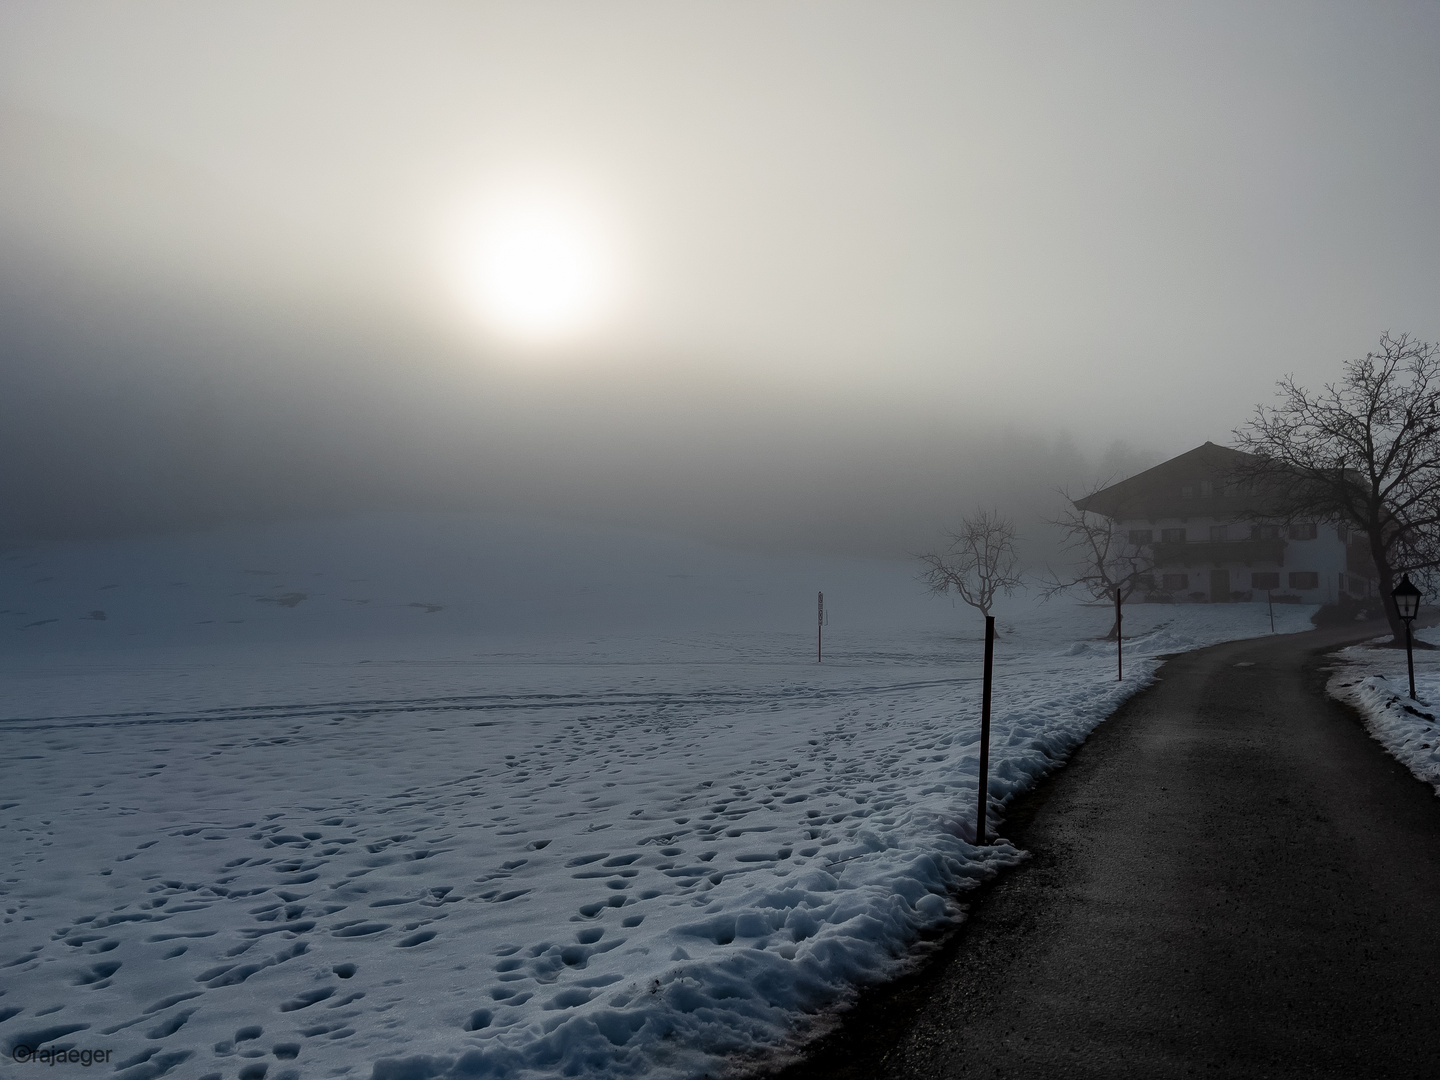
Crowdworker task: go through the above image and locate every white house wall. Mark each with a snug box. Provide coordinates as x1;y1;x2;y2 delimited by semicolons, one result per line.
1118;517;1363;604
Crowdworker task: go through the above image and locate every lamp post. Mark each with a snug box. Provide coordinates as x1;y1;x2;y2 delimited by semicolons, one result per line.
1392;573;1421;700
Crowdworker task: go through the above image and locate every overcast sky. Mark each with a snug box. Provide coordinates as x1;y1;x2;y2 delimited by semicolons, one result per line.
2;2;1438;554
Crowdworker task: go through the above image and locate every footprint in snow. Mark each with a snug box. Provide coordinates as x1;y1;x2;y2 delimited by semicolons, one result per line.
329;921;389;938
72;960;121;986
278;987;334;1012
144;1008;194;1040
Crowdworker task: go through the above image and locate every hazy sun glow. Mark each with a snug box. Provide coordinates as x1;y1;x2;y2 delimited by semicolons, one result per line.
448;189;620;344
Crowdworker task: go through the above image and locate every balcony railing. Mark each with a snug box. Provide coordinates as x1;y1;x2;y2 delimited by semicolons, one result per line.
1151;538;1286;568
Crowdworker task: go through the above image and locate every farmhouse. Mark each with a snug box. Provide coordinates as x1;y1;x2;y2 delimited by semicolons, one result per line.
1076;442;1378;605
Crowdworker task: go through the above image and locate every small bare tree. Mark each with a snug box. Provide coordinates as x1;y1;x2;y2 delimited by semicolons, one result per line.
918;509;1023;618
1042;489;1154;640
1235;332;1440;643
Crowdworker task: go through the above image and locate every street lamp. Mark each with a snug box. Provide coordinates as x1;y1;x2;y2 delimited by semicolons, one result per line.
1392;573;1422;700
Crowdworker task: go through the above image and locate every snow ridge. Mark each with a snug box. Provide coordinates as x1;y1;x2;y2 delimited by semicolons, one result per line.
1328;632;1440;795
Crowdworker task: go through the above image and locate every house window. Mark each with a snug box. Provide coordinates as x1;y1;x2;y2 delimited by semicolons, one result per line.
1251;524;1281;540
1251;572;1281;590
1162;573;1189;591
1161;527;1186;543
1289;571;1319;589
1209;525;1227;542
1338;573;1346;594
1128;529;1153;546
1336;524;1348;542
1181;484;1195;499
1199;480;1214;498
1288;523;1317;540
1135;574;1156;590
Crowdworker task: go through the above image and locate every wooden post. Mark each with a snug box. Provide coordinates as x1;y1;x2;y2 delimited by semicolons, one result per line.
976;615;994;845
1268;589;1275;633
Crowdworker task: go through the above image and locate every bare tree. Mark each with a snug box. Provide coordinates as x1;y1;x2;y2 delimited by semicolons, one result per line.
918;509;1022;618
1235;332;1440;643
1042;488;1154;640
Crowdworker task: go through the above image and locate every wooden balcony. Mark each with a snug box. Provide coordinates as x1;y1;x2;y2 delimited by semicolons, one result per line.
1151;538;1286;568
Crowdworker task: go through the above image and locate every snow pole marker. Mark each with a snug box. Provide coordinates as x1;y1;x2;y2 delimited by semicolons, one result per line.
817;591;823;663
1115;586;1123;682
976;614;994;845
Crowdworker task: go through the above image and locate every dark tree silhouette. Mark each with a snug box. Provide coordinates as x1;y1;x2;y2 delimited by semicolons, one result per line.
918;509;1022;618
1042;488;1154;640
1235;332;1440;643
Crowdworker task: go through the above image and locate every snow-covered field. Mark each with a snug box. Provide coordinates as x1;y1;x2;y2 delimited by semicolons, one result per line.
1327;623;1440;796
0;514;1319;1080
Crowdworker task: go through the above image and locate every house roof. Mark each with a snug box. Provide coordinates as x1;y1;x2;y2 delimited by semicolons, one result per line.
1074;442;1268;521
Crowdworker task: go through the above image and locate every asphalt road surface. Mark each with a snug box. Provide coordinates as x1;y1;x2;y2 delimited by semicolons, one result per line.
766;622;1440;1080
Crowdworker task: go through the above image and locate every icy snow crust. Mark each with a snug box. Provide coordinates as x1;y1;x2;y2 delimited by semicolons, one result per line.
1328;626;1440;795
0;515;1318;1080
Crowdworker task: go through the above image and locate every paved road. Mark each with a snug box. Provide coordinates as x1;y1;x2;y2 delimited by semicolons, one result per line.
767;623;1440;1079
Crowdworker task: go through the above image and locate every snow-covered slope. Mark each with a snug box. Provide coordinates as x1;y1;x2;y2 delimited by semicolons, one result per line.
0;514;1318;1080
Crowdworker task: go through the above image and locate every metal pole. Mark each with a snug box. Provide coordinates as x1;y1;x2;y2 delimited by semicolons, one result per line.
1115;587;1123;681
1268;589;1275;633
976;615;994;845
817;592;823;664
1407;619;1416;700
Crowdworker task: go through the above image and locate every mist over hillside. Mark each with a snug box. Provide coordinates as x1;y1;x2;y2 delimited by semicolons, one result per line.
0;265;1156;561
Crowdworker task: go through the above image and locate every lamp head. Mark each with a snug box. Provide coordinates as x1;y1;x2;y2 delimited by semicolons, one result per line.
1392;573;1422;621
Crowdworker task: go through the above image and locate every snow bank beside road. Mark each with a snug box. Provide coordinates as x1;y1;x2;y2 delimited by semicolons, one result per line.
1328;628;1440;795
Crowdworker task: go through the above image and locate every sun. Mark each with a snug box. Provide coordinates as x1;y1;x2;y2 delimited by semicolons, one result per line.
448;190;620;344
